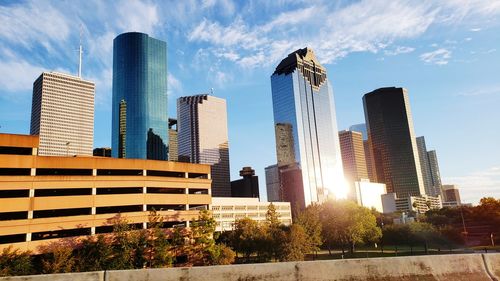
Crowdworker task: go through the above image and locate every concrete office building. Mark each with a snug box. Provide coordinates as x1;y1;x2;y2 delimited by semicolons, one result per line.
93;147;111;157
30;72;95;156
112;32;168;160
349;124;368;140
382;193;442;214
339;130;369;199
428;150;443;196
416;136;434;196
231;167;259;198
177;94;231;197
363;87;425;197
211;197;292;232
442;184;461;206
270;47;345;213
0;133;211;253
168;118;178;162
265;164;280;202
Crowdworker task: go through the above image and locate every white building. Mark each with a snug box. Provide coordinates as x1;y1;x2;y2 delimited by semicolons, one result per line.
30;72;95;156
177;95;230;197
382;193;442;214
211;197;292;232
354;180;386;213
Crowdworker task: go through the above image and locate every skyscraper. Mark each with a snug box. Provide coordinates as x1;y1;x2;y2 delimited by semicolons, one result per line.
338;130;369;183
271;47;345;211
30;72;95;156
363;87;425;197
230;167;259;198
416;136;434;196
428;150;442;196
111;32;168;160
349;123;368;140
168;118;178;161
177;94;231;197
265;164;280;202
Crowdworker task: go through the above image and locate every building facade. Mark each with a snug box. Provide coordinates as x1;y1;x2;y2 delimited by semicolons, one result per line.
442;184;461;205
265;164;280;202
30;72;95;156
168;118;178;162
381;193;442;214
349;123;368;140
112;32;168;160
211;197;292;232
427;150;442;196
363;87;425;197
93;147;111;157
231;167;259;198
354;180;386;213
0;133;211;253
416;136;434;196
177;95;231;197
270;47;345;212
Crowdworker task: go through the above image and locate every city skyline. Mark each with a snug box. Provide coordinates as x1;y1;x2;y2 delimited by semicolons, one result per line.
0;1;499;204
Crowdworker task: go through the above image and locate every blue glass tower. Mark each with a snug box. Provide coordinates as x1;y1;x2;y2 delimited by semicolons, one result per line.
112;32;168;160
271;48;345;211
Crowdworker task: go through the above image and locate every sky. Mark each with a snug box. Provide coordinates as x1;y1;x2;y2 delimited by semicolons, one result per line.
0;0;499;204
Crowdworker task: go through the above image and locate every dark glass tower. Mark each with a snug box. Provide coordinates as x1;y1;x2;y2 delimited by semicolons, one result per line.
271;47;345;212
363;87;425;197
112;32;168;160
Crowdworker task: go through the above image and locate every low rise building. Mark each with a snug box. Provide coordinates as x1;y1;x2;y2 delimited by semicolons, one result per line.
354;180;386;213
382;193;442;214
0;133;211;252
211;197;292;232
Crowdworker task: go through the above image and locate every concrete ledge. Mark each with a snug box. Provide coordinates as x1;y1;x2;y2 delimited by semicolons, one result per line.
483;253;500;280
0;271;104;281
1;254;499;281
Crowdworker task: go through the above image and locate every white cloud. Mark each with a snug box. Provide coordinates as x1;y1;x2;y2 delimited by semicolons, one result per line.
187;0;500;68
444;166;500;204
116;0;160;34
470;27;482;32
167;73;182;98
384;46;415;56
420;48;452;65
0;59;45;93
0;0;71;54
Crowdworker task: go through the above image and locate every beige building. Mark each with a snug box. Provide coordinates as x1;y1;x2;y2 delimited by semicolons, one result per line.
339;130;368;182
382;193;442;214
177;95;230;197
442;184;461;206
0;133;211;253
211;197;292;232
30;72;95;156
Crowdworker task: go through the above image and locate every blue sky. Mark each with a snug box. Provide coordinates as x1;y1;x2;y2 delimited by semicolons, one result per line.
0;0;499;204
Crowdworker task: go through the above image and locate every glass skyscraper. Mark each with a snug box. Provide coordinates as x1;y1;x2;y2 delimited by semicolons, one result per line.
363;87;425;197
271;48;345;211
112;32;168;160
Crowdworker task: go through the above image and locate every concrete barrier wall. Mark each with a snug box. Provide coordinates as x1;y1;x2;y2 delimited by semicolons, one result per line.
483;253;500;280
1;254;499;281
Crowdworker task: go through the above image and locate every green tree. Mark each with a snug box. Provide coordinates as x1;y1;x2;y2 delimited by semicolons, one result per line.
208;244;236;265
0;246;33;277
296;204;322;258
230;217;265;262
108;218;137;270
280;224;309;261
75;235;113;272
189;209;224;265
40;243;75;274
143;210;173;268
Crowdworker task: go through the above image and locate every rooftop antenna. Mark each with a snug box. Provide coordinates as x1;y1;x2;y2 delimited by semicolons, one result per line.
78;24;83;78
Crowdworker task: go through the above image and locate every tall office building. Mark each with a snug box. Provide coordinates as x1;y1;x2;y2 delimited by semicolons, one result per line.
111;32;168;160
177;94;231;197
168;118;178;161
30;72;95;156
271;47;345;211
416;136;434;196
363;87;425;197
231;167;259;198
428;150;442;196
338;130;369;182
349;124;368;140
265;164;280;202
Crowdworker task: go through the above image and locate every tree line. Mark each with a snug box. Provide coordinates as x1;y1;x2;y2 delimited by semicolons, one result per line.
1;197;499;277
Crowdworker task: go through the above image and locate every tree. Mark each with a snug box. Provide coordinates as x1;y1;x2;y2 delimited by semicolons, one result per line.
264;203;287;261
296;203;322;258
75;235;113;272
143;210;173;268
230;217;265;262
0;246;33;277
40;243;75;273
280;224;309;261
320;200;381;254
208;244;236;265
108;217;138;270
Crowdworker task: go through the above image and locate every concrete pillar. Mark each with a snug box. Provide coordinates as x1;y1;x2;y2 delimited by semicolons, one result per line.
143;169;147;176
26;233;31;242
184;172;188;178
91;227;96;235
92;169;97;176
28;189;34;219
186;221;190;228
30;168;36;176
